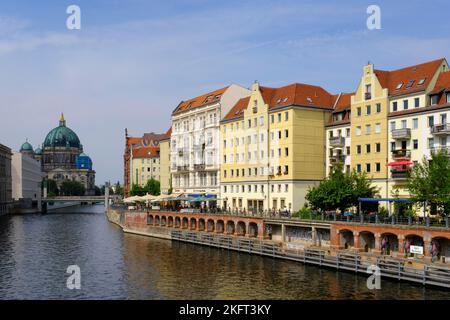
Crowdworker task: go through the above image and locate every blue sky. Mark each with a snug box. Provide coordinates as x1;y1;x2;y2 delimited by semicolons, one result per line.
0;0;449;184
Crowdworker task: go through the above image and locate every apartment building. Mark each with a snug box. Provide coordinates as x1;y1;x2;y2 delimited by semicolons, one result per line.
325;93;353;175
220;81;335;213
170;84;250;198
159;127;172;195
0;144;12;215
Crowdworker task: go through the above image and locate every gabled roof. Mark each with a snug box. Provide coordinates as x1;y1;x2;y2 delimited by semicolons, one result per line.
172;86;229;115
374;58;445;96
133;147;160;158
222;83;335;122
429;71;450;95
332;92;353;113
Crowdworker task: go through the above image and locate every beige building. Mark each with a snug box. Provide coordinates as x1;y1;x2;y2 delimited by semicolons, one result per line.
159;127;172;195
171;84;250;198
11;151;43;211
0;143;12;215
131;147;160;187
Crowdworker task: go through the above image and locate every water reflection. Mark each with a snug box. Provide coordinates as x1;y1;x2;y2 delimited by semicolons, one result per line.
0;205;448;299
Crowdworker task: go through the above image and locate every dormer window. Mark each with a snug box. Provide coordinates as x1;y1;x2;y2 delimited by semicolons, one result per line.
406;80;415;89
306;97;313;103
447;93;450;104
396;83;403;90
418;78;426;85
276;98;282;104
431;95;439;105
283;97;288;103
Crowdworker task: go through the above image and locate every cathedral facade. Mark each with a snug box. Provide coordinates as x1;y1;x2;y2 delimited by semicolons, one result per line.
20;114;96;196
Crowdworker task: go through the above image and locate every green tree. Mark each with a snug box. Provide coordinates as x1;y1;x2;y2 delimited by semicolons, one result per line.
46;179;59;197
130;184;146;196
306;163;378;213
407;150;450;216
95;186;102;196
145;178;160;196
60;180;86;196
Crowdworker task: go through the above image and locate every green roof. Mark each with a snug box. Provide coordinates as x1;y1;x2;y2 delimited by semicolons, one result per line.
43;116;81;149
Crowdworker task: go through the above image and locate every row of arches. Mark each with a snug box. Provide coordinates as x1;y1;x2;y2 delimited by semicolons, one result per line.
147;214;260;238
338;229;450;259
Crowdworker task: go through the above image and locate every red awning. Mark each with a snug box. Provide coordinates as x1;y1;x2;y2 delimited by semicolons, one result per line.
386;161;413;166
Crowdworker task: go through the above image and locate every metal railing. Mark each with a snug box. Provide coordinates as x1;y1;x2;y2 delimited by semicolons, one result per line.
170;230;450;288
391;128;411;139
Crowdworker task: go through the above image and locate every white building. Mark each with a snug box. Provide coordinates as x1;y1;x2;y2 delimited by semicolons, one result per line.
12;152;43;211
170;84;250;198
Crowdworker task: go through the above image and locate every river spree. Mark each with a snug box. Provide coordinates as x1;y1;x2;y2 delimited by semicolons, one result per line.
0;205;449;299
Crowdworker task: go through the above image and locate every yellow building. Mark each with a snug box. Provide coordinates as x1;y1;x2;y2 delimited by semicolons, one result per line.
220;81;335;213
159;127;172;195
131;147;160;187
351;63;390;198
350;58;449;211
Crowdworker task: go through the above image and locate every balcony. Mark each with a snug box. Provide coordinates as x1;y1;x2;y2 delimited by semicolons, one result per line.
431;146;450;156
391;128;411;140
391;168;409;180
194;164;205;170
329;136;345;148
431;123;450;136
365;92;371;100
330;155;346;164
177;165;190;172
392;149;411;159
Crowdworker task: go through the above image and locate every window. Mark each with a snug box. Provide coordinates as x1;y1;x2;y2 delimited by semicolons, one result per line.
428;116;434;128
428;138;434;149
406;80;415;88
366;144;371;153
413;118;418;129
285;166;289;174
278;131;282;139
418;78;426;85
431;95;439;105
285;112;289;121
390;121;396;131
278;113;282;122
366;105;371;115
357;145;362;154
414;97;420;108
346;128;350;137
376;103;381;113
447;93;450;103
401;120;407;129
285;130;289;138
376;143;381;153
376;163;381;172
391;141;395;151
357;107;361;116
285;184;289;192
413;139;418;150
403;100;409;110
346;146;350;155
356;164;362;173
396;83;403;90
365;84;372;94
365;124;371;134
366;163;371;173
375;123;381;133
285;148;289;157
259;116;264;126
356;126;361;136
392;101;398;112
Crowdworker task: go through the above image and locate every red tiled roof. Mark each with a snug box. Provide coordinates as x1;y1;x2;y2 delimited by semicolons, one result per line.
172;86;229;115
374;58;444;96
430;71;450;95
133;147;160;158
222;83;335;122
160;127;172;140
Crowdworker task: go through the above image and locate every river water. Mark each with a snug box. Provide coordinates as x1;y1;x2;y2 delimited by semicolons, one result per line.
0;205;449;300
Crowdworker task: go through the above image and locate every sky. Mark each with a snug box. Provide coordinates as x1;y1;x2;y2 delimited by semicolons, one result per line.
0;0;449;185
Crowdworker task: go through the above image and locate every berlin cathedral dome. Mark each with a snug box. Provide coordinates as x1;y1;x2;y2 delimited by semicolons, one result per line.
20;113;96;196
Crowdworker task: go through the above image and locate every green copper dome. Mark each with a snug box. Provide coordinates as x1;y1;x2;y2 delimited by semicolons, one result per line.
20;140;34;152
34;146;42;155
43;114;81;149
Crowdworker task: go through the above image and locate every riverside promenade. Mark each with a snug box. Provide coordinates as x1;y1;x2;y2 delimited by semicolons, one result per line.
107;208;450;289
